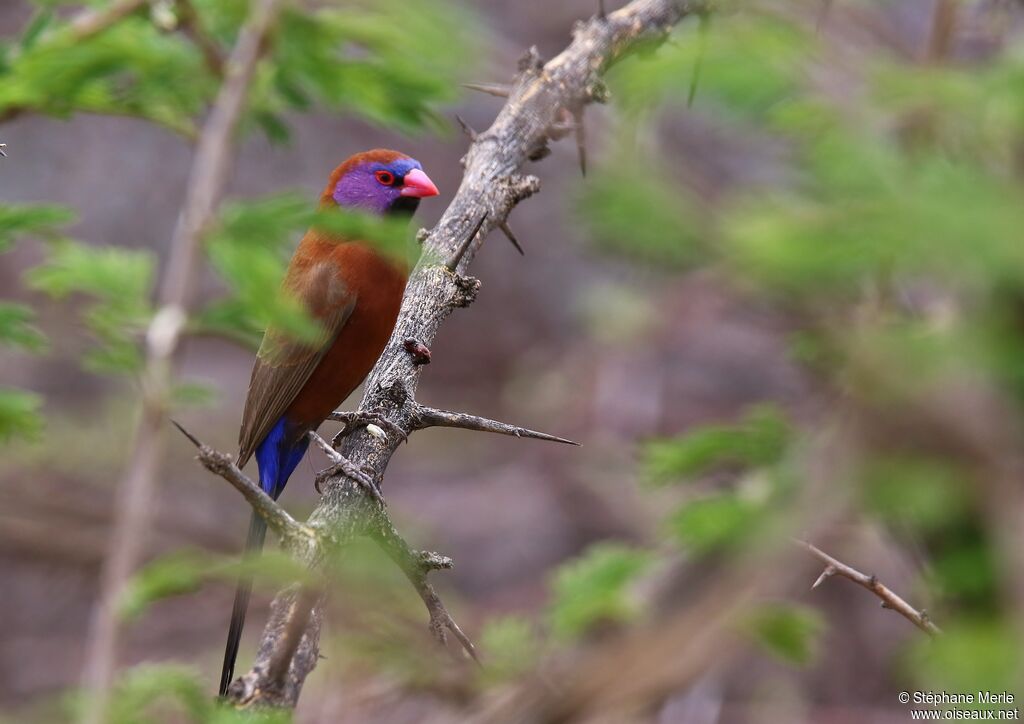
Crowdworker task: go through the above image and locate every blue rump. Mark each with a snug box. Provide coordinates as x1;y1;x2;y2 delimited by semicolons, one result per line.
254;416;310;500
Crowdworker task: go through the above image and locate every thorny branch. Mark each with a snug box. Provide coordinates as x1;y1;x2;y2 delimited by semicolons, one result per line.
173;422;313;554
797;538;942;636
372;523;480;663
411;404;579;445
197;0;711;710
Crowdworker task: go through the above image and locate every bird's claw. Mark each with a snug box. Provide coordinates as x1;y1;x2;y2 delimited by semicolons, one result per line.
314;456;384;503
329;410;408;446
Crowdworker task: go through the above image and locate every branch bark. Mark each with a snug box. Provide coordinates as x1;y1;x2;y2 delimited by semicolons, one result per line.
216;0;710;709
77;2;282;722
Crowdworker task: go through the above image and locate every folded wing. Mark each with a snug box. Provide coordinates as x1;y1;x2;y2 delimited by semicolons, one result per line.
237;255;357;468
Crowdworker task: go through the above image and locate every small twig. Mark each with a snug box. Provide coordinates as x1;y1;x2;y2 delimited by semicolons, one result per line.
598;0;608;20
444;212;489;272
226;585;325;707
498;220;525;255
688;11;711;107
173;422;307;543
264;587;317;689
811;564;835;589
796;539;941;636
462;82;512;98
926;0;957;63
372;525;479;663
572;108;587;176
175;0;226;76
815;0;834;33
411;404;579;446
455;114;478;142
518;45;545;74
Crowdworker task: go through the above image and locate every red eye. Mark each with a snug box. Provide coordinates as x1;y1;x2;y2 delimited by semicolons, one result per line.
374;170;395;186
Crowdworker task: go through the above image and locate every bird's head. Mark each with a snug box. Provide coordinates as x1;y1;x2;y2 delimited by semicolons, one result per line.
322;149;439;216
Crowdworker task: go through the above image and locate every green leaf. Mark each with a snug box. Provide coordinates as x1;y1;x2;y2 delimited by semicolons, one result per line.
27;240;153;300
121;548;311;621
104;665;212;724
75;663;292;724
0;388;43;442
607;13;813;119
119;553;211;621
205;196;320;347
743;603;825;666
643;405;789;484
170;380;219;408
549;543;652;640
905;621;1023;696
478;616;541;685
0;302;48;353
0;203;75;252
311;205;414;263
203;194;415;349
19;7;54;51
862;456;972;533
578;158;700;269
930;542;998;602
27;240;155;375
0;16;211;135
665;492;759;554
192;299;267;350
81;333;145;375
252;109;291;144
260;1;474;133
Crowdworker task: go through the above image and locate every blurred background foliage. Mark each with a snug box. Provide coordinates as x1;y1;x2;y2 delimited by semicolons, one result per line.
0;0;462;427
2;0;1024;722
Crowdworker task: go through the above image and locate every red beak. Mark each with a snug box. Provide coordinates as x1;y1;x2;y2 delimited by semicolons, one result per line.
400;168;439;198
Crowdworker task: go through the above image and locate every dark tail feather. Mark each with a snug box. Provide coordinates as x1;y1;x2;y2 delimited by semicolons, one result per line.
219;512;268;697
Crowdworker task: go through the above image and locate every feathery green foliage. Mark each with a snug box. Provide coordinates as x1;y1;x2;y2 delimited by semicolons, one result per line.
643;405;789;484
548;543;653;639
570;0;1024;689
0;203;75;251
28;239;155;373
198;193;416;349
0;201;76;441
0;388;44;442
0;302;48;353
742;603;825;666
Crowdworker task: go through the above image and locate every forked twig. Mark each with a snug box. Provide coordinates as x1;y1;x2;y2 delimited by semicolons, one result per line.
797;539;941;636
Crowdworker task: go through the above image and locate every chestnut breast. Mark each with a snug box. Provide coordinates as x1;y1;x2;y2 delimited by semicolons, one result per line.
284;239;407;428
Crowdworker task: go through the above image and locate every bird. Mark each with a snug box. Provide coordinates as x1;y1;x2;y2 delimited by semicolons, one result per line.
219;149;439;697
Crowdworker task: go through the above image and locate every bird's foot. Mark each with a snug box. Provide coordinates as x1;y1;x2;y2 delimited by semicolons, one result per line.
314;456;383;503
329;410;408;447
